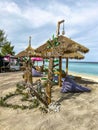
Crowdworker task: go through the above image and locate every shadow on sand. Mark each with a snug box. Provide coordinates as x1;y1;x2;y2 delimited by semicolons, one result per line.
56;93;81;104
76;78;98;85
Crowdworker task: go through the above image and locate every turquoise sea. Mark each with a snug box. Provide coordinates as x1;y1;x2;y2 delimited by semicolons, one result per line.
62;61;98;76
35;61;98;77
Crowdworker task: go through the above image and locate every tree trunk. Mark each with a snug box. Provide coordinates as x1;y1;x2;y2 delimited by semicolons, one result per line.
46;57;54;104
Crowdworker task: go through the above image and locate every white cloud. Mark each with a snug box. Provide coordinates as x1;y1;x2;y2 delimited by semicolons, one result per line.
0;0;98;61
0;1;21;14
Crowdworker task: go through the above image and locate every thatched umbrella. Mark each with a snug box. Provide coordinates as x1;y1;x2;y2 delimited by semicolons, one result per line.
36;35;89;54
36;35;88;75
36;35;89;104
16;36;41;58
15;36;42;85
36;35;88;87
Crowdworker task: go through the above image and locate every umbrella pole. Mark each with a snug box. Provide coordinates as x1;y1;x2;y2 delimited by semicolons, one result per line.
46;57;53;104
59;56;62;87
43;59;45;67
66;58;68;75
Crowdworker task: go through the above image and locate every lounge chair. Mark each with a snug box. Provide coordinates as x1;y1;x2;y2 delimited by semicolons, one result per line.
32;68;44;77
61;75;91;93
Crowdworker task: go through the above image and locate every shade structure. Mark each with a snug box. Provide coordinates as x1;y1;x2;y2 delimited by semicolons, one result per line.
36;35;89;56
37;51;84;59
36;35;89;87
16;37;41;58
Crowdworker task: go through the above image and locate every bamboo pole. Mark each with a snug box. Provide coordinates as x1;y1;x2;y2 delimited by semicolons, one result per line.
59;56;62;87
66;58;68;75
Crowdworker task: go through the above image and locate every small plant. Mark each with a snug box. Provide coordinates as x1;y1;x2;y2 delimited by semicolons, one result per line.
32;99;39;108
0;97;4;106
21;93;29;101
39;106;48;113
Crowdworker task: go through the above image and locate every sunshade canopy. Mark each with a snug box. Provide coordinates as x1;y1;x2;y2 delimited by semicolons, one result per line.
16;36;41;58
36;35;89;59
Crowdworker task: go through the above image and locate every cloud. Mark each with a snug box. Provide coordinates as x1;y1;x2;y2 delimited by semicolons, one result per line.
0;0;98;61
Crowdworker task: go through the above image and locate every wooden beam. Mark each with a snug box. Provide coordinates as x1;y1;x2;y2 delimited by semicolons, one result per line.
66;58;68;75
46;57;54;104
43;59;45;67
59;56;62;87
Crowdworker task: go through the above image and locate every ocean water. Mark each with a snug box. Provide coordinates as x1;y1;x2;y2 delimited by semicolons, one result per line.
35;61;98;76
62;62;98;76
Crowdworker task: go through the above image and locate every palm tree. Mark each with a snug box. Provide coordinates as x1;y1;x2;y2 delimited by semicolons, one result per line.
0;29;15;56
1;42;15;56
0;29;6;47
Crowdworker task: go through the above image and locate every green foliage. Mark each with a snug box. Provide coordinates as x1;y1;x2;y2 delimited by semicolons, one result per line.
1;42;15;56
0;97;4;105
0;82;40;110
15;83;25;94
0;29;15;56
47;34;60;49
0;30;6;47
21;93;29;101
32;99;39;108
39;106;48;113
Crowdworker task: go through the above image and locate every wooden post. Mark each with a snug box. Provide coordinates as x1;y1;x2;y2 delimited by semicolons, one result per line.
46;81;51;105
43;59;45;67
23;59;33;84
66;58;68;75
59;56;62;87
46;57;53;104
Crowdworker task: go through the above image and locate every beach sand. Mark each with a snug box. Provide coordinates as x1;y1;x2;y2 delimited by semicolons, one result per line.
0;71;98;130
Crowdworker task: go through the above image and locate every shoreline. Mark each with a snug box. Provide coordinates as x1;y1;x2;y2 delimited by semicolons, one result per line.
69;71;98;83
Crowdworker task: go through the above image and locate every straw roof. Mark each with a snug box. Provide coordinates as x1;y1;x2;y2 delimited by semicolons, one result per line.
36;35;89;56
16;37;41;58
62;52;84;59
40;51;84;59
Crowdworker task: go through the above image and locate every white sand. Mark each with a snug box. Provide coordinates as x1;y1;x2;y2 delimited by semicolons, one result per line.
0;72;98;130
69;71;98;83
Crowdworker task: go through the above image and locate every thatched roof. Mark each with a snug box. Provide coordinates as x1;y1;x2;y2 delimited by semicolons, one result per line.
36;35;89;56
15;50;41;58
41;51;84;59
16;37;41;58
62;52;84;59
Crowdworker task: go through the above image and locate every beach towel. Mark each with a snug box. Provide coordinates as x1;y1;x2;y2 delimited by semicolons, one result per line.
61;76;91;93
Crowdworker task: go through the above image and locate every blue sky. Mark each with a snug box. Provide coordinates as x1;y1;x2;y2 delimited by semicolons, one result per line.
0;0;98;62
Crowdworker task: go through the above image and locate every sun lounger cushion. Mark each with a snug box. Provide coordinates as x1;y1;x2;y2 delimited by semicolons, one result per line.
61;76;91;93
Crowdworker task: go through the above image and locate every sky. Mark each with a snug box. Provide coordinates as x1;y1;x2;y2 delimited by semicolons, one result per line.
0;0;98;62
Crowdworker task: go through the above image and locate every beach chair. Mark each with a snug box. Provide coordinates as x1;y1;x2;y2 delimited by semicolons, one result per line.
32;68;44;77
61;75;91;93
